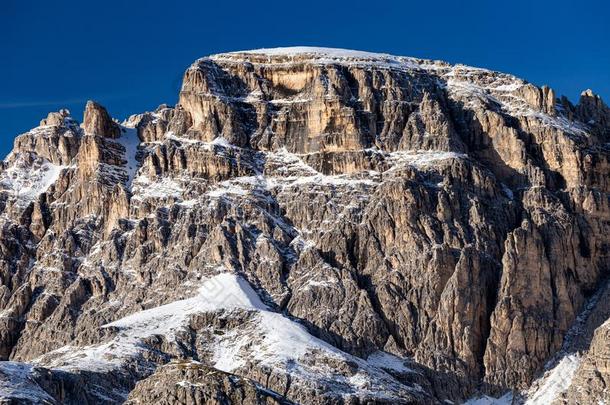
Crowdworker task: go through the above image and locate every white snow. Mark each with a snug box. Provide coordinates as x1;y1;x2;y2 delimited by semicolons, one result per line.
385;150;467;170
96;272;337;374
525;353;582;405
211;46;435;71
37;273;263;372
131;175;184;200
207;302;419;399
444;70;589;137
165;133;202;145
211;329;252;371
269;97;313;105
301;278;339;291
0;155;65;206
527;111;589;137
208;181;250;198
162;133;237;152
229;47;396;60
492;83;524;92
210;136;232;147
463;392;513;405
266;148;318;176
116;126;140;187
269;173;378;189
240;310;336;368
367;351;413;373
108;273;266;328
203;147;462;201
34;272;419;399
0;362;55;403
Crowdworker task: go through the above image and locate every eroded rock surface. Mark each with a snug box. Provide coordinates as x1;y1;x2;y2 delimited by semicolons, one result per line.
126;361;293;405
0;47;608;404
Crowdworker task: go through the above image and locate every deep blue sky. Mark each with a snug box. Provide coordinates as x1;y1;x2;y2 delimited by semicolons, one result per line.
2;0;608;157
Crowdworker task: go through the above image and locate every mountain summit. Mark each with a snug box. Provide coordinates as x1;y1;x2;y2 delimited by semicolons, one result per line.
0;47;609;404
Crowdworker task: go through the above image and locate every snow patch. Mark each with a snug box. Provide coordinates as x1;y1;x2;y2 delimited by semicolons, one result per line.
385;150;467;169
131;175;184;200
165;133;202;145
0;155;65;206
463;392;513;405
211;47;438;72
301;278;339;291
444;73;588;137
106;273;266;331
525;353;582;405
367;351;413;374
37;273;263;372
0;362;55;403
229;47;396;60
35;272;421;400
164;133;235;151
273;174;378;188
210;136;232;148
116;126;140;187
208;181;250;198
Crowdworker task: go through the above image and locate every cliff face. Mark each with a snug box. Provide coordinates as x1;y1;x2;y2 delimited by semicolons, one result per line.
0;47;608;404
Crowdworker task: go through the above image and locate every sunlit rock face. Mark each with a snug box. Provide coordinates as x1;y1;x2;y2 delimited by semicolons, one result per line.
0;47;608;404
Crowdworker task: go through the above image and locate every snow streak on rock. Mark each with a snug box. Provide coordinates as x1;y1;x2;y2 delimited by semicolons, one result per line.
0;154;65;206
525;354;582;405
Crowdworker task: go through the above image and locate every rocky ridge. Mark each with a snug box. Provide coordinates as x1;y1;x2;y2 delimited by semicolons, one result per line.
0;47;608;404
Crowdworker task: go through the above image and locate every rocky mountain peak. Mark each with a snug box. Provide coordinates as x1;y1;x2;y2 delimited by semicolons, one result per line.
82;100;121;138
39;108;72;127
576;89;610;137
0;48;608;404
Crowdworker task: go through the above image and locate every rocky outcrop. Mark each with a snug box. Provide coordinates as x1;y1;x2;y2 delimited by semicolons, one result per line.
560;321;610;404
82;100;121;139
0;47;608;404
576;89;610;138
125;361;293;405
11;109;80;166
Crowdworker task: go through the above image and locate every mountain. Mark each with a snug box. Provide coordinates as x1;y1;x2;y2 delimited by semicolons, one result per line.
0;46;608;404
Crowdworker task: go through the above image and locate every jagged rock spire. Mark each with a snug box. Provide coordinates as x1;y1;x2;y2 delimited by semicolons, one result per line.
82;100;120;138
577;89;610;129
39;109;71;127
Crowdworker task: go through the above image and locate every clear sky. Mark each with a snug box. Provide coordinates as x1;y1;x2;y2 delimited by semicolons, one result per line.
2;0;608;157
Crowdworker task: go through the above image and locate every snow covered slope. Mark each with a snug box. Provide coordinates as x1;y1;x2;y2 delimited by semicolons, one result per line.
33;272;427;402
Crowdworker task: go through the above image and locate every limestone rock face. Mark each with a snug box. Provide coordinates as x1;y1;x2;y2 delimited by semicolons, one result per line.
82;100;121;138
126;362;294;405
576;89;610;133
0;47;608;404
521;281;610;404
559;321;610;404
12;109;80;166
40;109;71;127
